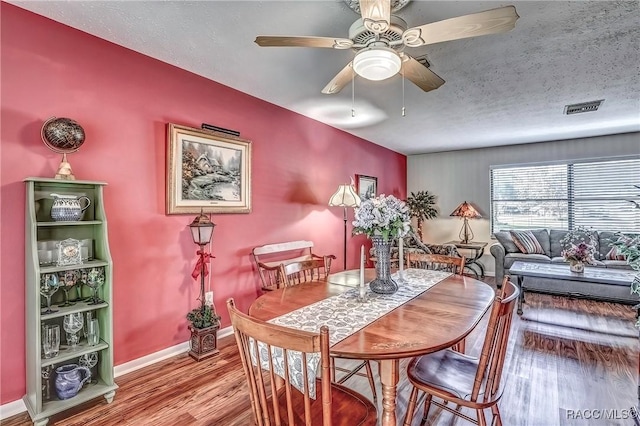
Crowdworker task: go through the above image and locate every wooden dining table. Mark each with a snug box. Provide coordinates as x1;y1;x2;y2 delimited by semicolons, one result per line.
248;271;495;426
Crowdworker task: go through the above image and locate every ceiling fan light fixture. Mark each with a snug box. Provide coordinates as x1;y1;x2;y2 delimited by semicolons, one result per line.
353;47;401;81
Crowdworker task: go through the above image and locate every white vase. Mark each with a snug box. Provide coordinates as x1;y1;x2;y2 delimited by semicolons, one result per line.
569;262;584;273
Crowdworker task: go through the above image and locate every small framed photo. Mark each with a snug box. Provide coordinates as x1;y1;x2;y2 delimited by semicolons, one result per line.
356;174;377;200
166;123;252;214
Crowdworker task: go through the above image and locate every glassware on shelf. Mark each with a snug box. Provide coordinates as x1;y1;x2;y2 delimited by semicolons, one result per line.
87;319;100;346
79;351;99;385
63;313;84;349
85;267;105;305
40;274;60;314
83;310;94;339
59;270;79;307
41;365;54;401
80;239;93;260
42;324;60;358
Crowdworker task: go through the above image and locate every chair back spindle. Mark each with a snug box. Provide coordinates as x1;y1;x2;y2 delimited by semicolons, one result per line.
280;259;330;287
227;299;376;426
406;252;465;275
471;279;518;402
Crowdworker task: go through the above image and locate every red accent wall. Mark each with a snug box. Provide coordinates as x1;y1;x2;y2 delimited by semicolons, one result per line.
0;3;406;404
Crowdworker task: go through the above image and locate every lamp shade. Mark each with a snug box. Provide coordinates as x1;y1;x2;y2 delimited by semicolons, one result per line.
353;47;402;81
450;201;482;219
328;184;361;208
189;211;216;245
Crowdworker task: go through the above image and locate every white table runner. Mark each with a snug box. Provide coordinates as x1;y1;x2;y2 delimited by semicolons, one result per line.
254;268;451;397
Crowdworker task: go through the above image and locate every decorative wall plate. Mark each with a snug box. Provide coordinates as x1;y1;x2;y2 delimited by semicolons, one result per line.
57;238;83;267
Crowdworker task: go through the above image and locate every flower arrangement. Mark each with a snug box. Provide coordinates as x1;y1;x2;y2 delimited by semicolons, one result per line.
352;194;411;240
560;226;597;264
561;242;596;265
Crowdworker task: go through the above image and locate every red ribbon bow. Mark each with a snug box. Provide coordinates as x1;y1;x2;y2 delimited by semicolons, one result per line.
192;250;215;279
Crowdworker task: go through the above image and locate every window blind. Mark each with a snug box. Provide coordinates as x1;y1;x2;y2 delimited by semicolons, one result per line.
490;158;640;233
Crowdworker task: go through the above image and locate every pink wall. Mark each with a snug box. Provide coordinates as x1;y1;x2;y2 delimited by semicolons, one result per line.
0;4;406;404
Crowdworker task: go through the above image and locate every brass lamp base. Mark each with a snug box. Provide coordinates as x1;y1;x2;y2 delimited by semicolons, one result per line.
458;218;474;244
54;153;76;180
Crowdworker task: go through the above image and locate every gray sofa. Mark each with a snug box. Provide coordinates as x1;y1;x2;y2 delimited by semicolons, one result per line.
490;229;636;304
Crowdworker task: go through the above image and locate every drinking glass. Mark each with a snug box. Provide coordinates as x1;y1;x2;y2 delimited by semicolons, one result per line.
42;324;60;358
87;319;100;346
84;310;94;339
40;274;60;314
59;270;79;307
63;313;84;349
79;351;99;385
85;268;105;305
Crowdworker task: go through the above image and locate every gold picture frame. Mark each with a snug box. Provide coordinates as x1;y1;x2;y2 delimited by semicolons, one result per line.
166;123;252;214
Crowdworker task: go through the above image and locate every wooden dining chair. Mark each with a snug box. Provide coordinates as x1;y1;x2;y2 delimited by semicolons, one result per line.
405;252;466;275
252;240;336;291
402;280;519;426
279;259;331;287
227;298;377;426
406;252;467;352
278;259;378;403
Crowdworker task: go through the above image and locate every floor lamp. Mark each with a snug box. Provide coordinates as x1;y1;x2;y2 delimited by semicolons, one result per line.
329;184;361;270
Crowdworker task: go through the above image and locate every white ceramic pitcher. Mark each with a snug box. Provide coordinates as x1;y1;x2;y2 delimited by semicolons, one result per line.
50;193;91;221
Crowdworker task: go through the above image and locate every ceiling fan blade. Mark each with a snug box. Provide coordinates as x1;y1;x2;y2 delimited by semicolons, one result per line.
321;62;354;95
360;0;391;33
255;36;353;49
402;6;519;48
401;56;445;92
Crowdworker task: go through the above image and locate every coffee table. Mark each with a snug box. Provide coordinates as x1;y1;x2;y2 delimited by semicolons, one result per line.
508;261;637;314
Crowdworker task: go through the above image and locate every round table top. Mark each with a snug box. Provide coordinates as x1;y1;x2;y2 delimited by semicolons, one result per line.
326;268;377;287
249;273;495;360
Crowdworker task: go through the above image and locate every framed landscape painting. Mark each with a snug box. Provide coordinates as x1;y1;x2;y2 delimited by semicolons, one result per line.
356;174;377;200
166;123;252;214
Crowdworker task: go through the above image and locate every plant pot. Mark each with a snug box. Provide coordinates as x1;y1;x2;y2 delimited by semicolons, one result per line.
569;262;585;273
188;324;220;361
369;236;398;294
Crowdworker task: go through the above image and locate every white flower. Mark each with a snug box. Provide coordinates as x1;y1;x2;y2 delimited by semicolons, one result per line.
352;194;411;240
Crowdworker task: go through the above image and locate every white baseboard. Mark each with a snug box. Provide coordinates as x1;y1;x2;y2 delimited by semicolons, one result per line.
114;325;232;377
0;399;27;420
0;326;233;420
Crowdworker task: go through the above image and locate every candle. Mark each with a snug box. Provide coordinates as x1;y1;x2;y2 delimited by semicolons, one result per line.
359;245;366;299
399;237;404;273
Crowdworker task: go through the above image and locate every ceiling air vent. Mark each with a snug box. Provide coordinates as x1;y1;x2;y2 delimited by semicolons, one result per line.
564;100;604;115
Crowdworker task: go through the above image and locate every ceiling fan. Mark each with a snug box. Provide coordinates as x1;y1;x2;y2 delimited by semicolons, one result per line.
255;0;519;94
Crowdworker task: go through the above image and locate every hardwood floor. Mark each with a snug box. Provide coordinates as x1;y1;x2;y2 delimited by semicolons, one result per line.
5;281;638;426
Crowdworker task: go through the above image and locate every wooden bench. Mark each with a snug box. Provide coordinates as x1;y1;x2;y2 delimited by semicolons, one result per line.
252;240;336;291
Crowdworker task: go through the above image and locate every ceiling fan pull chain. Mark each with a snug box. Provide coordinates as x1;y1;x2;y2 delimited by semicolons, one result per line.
352;67;356;117
402;70;406;117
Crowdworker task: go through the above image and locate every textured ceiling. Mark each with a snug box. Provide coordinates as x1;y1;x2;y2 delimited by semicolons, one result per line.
10;1;640;154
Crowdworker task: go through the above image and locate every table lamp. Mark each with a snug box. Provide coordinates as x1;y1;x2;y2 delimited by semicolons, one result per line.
450;201;481;244
329;183;361;269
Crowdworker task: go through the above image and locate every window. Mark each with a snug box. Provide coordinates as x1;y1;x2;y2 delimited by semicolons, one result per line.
491;157;640;233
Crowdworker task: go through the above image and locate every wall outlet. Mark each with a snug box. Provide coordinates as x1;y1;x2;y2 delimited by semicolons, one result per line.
205;291;214;306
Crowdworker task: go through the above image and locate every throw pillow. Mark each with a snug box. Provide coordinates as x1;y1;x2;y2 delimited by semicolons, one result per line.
509;230;545;254
605;246;626;261
494;231;521;253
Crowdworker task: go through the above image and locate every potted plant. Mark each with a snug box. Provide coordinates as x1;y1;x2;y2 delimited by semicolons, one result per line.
405;191;438;241
613;234;640;325
187;301;221;361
